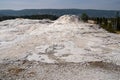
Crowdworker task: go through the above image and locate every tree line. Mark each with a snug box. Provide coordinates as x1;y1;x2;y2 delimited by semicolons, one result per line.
80;12;120;33
0;14;58;21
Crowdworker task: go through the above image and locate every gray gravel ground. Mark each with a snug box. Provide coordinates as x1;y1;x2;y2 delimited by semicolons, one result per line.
0;60;120;80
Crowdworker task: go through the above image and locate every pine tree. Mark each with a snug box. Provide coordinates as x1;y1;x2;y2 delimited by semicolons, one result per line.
81;13;89;22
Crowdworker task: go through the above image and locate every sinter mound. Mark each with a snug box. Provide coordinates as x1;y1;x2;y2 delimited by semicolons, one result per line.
55;15;80;23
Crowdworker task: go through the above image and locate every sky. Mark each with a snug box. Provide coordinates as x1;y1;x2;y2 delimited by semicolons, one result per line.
0;0;120;10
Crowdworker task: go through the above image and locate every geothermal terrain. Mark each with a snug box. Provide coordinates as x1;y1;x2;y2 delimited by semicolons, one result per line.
0;15;120;80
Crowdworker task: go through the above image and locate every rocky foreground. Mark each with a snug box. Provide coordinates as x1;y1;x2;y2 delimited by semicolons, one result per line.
0;15;120;80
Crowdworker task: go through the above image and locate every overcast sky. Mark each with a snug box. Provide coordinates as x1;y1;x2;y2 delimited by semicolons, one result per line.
0;0;120;10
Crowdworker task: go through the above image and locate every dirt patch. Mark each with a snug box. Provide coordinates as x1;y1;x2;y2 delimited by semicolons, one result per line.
88;61;120;71
8;67;25;75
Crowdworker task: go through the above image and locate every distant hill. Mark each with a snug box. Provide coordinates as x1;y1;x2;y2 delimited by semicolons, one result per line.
0;9;120;17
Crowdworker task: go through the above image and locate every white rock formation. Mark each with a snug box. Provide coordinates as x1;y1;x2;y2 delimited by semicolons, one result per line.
0;15;120;66
55;15;80;23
